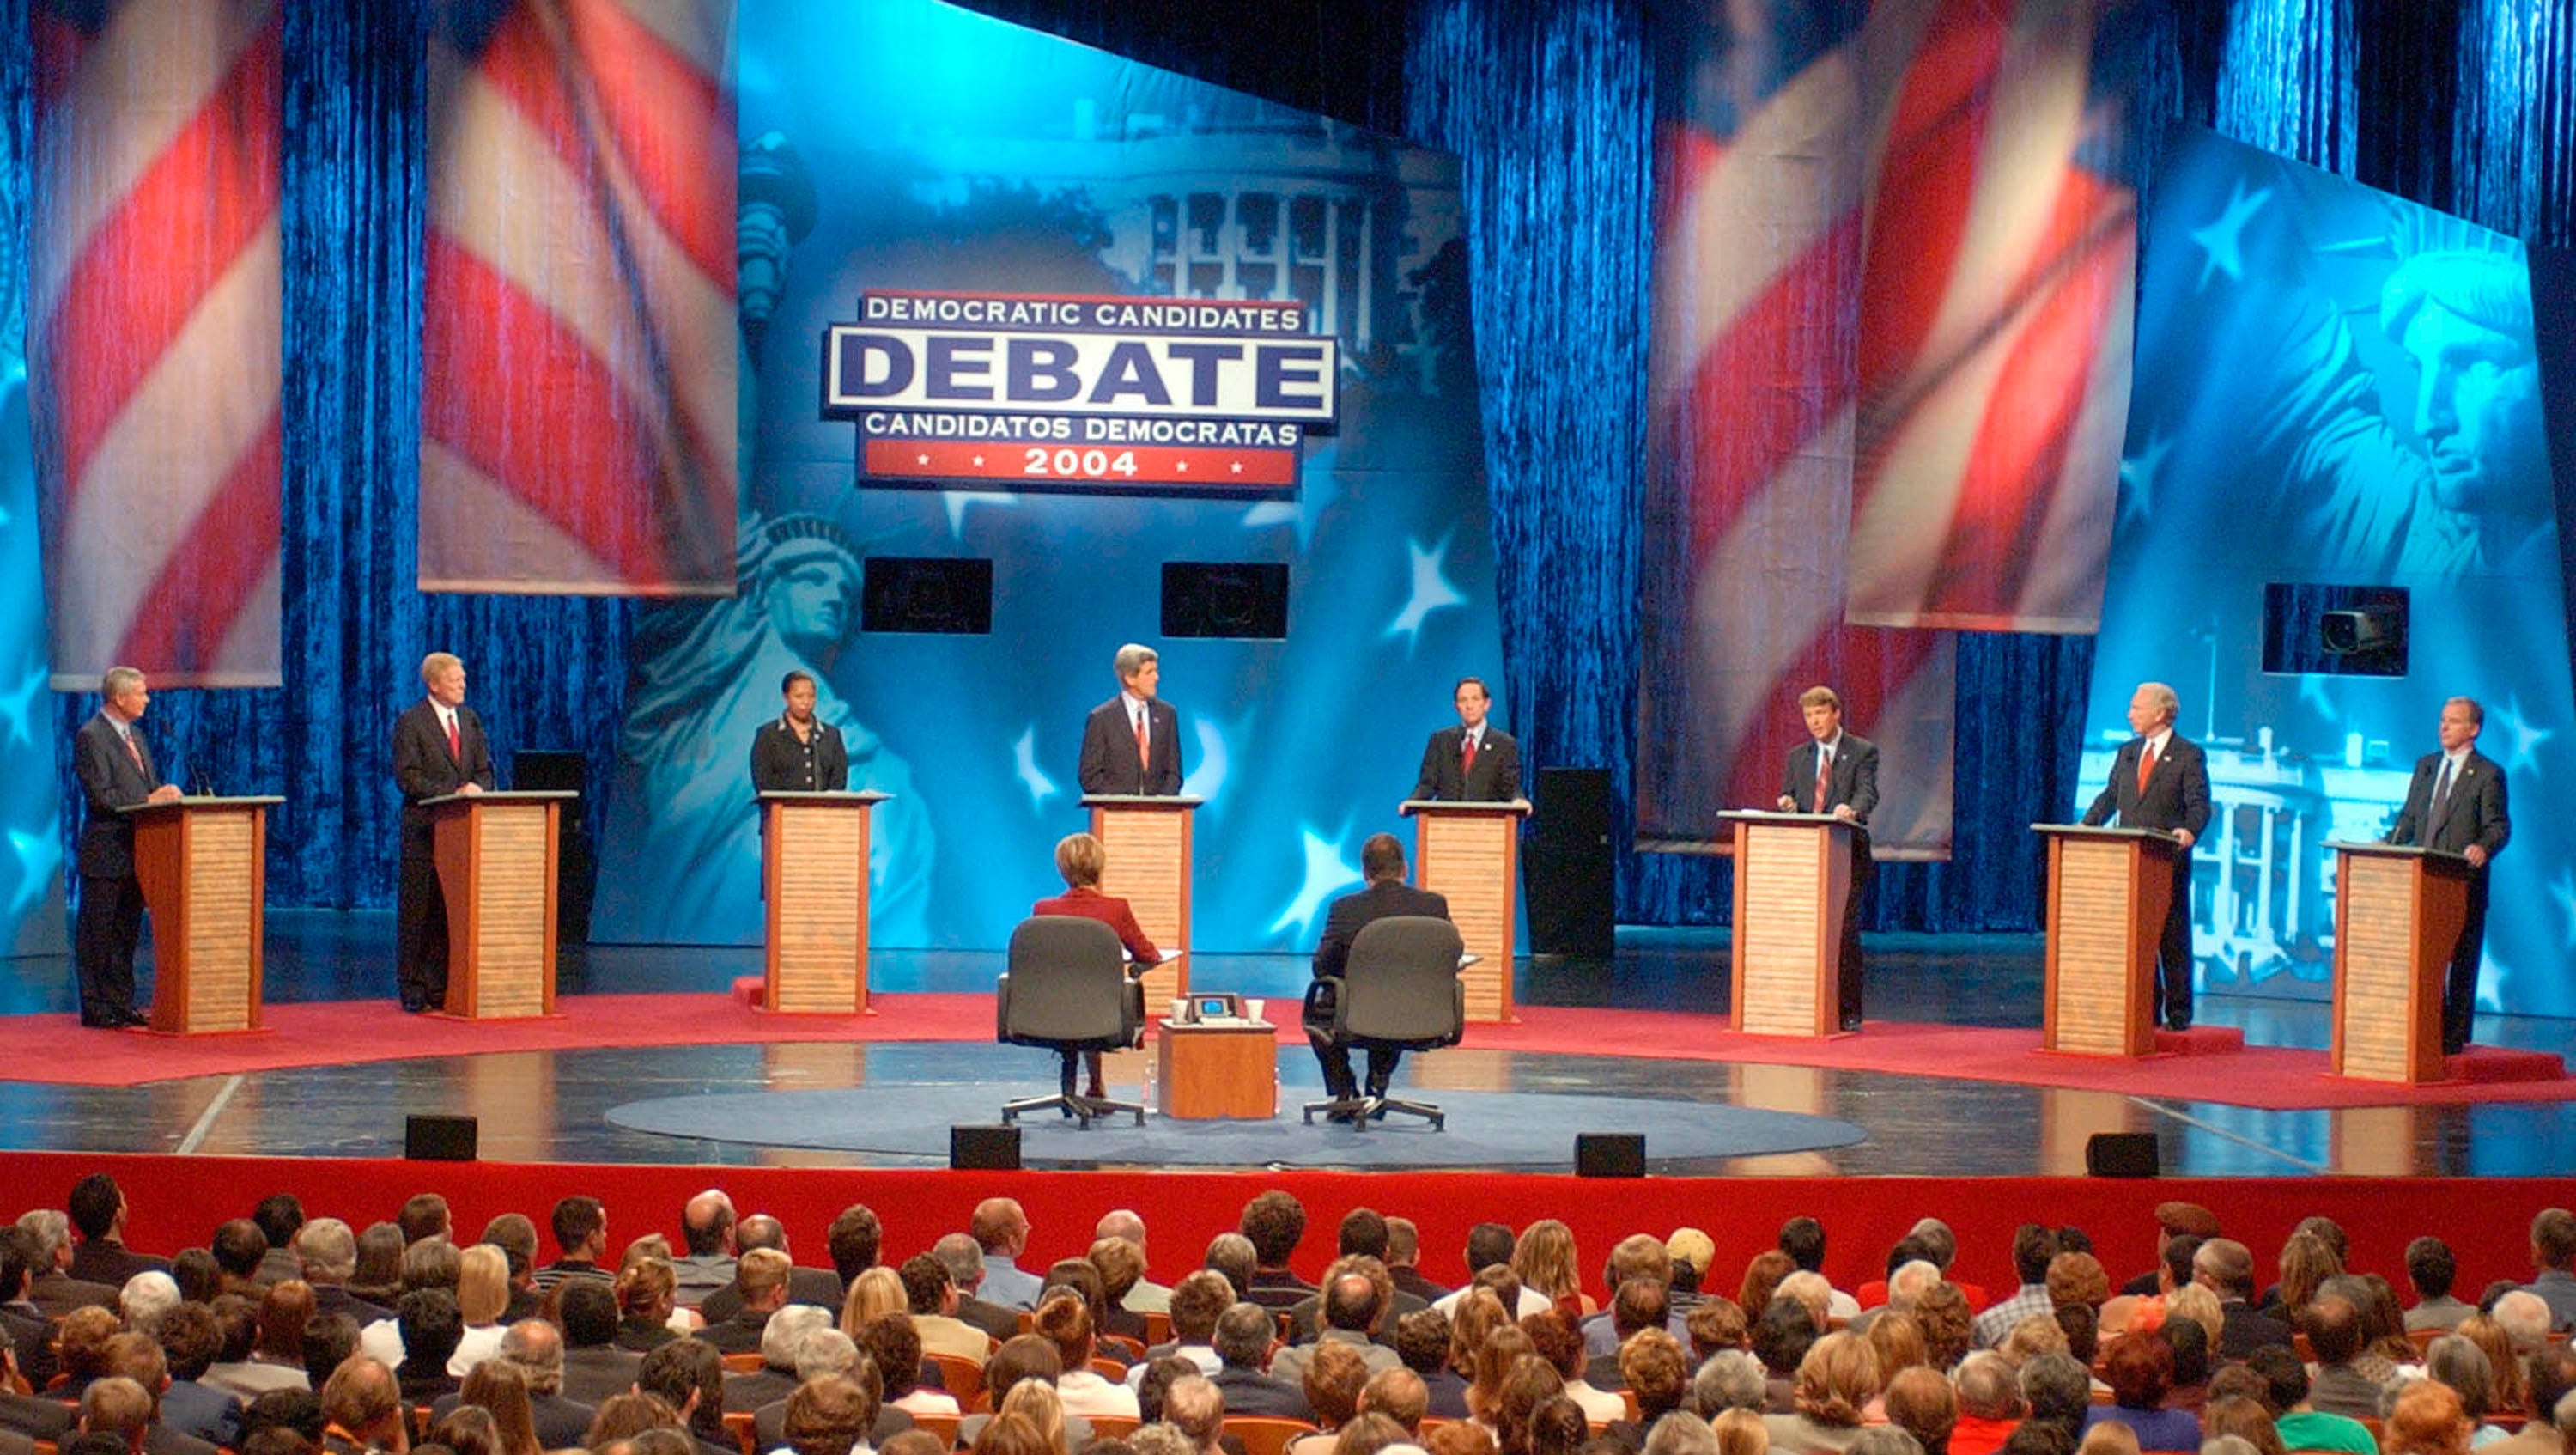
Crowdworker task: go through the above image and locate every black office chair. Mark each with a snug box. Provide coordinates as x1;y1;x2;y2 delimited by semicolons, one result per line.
997;916;1146;1129
1299;916;1466;1130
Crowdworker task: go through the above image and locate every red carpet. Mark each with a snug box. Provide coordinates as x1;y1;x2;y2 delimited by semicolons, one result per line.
8;994;2563;1108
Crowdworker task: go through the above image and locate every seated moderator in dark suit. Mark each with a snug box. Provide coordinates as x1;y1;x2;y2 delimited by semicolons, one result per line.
1412;675;1521;802
392;651;497;1013
1077;642;1182;796
71;667;181;1027
1775;685;1878;1032
1305;832;1451;1105
2081;679;2213;1031
748;670;848;794
2385;696;2511;1054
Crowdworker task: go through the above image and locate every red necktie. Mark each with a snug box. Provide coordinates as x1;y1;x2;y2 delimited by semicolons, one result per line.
2137;740;2157;796
447;713;462;764
1461;734;1477;776
1814;750;1831;813
121;730;144;773
1133;709;1149;770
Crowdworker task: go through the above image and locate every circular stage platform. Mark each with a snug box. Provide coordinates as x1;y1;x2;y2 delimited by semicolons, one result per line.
604;1083;1868;1169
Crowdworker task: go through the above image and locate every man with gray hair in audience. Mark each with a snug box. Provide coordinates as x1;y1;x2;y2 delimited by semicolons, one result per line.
1647;1409;1723;1455
1851;1260;1943;1337
756;1332;907;1452
930;1233;1018;1343
15;1210;117;1317
1692;1349;1768;1417
431;1316;593;1448
294;1220;387;1325
724;1305;832;1414
1162;1375;1227;1455
2019;1352;2093;1431
1948;1352;2024;1455
1209;1302;1310;1418
2496;1290;2555;1362
120;1273;181;1339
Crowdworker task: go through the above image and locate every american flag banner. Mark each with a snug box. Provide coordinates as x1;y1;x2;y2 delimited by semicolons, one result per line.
421;0;738;595
1843;0;2140;632
31;0;283;689
1637;0;1956;855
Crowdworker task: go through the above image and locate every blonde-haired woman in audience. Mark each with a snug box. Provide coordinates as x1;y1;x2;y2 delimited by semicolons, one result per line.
1450;1288;1516;1390
1429;1422;1502;1455
456;1359;543;1455
998;1377;1069;1454
1762;1330;1880;1455
1469;1325;1539;1430
2162;1286;2222;1349
613;1258;679;1351
974;1411;1054;1455
1713;1407;1771;1455
2271;1236;2341;1326
1036;1293;1139;1420
1914;1283;1974;1373
2384;1379;2475;1455
448;1244;510;1374
1995;1315;2069;1370
2453;1314;2529;1419
841;1266;908;1339
1514;1222;1587;1318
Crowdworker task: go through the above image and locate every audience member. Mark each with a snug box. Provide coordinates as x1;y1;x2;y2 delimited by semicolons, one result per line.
2385;1380;2476;1455
1974;1232;2059;1353
1211;1300;1311;1419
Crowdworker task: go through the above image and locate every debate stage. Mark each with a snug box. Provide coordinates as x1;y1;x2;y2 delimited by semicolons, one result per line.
0;911;2571;1178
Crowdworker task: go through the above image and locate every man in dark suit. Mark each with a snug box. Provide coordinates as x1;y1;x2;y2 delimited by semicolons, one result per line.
1304;833;1451;1110
392;651;496;1013
1776;685;1880;1032
1077;643;1182;795
1208;1301;1312;1417
2081;680;2214;1030
2385;696;2511;1055
67;1174;170;1289
748;670;847;794
1411;677;1521;802
70;667;182;1028
2194;1238;2293;1361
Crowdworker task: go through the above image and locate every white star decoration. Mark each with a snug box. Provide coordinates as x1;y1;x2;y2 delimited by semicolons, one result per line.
6;828;59;919
941;491;1016;539
0;668;43;754
1269;828;1362;939
2190;179;2273;289
2117;432;2172;529
1384;534;1466;647
2489;695;2554;775
1178;718;1230;803
1010;726;1058;809
2549;868;2576;952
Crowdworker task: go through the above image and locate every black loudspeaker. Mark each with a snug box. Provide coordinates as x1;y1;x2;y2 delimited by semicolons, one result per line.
1576;1133;1645;1178
1161;562;1289;639
1528;767;1614;958
2085;1132;2160;1178
950;1125;1022;1171
863;557;994;634
405;1114;478;1162
513;751;591;944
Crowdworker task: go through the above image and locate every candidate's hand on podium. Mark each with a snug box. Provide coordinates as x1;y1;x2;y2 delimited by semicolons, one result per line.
148;784;182;805
1832;804;1856;823
2172;828;2195;849
2464;844;2488;868
1775;795;1796;812
459;782;486;796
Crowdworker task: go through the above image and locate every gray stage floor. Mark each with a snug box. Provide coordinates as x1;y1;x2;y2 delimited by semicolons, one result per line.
0;914;2571;1176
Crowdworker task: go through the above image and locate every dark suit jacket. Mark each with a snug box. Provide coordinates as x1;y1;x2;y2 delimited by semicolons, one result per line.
73;711;161;879
1412;726;1521;802
392;697;497;823
697;1266;844;1324
1078;696;1182;796
957;1294;1020;1343
0;1304;55;1387
2215;1300;2294;1361
25;1269;120;1318
1032;886;1161;963
307;1281;391;1326
1781;733;1880;859
749;716;849;794
2387;749;2509;859
2082;732;2213;843
754;1397;913;1452
1312;880;1450;983
69;1239;169;1288
0;1391;72;1444
560;1343;644;1407
1210;1366;1314;1419
700;1309;771;1355
721;1367;796;1415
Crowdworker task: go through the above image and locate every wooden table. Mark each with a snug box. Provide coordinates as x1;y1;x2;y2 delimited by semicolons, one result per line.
1154;1020;1277;1119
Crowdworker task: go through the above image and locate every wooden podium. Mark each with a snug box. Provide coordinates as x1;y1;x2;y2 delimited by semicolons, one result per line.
120;796;283;1034
1084;794;1198;1008
425;790;574;1020
1155;1019;1278;1119
1721;811;1853;1037
1403;798;1528;1022
2328;841;2470;1083
2034;824;2178;1056
759;791;890;1014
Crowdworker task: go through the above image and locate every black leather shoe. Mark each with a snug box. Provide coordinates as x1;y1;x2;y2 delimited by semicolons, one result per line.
2166;1012;2192;1032
118;1009;151;1028
1839;1015;1862;1032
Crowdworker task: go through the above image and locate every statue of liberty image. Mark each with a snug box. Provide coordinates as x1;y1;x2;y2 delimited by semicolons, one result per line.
593;133;933;946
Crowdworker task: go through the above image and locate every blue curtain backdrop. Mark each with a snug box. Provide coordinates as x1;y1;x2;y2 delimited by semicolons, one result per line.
7;0;2574;941
11;1;629;925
